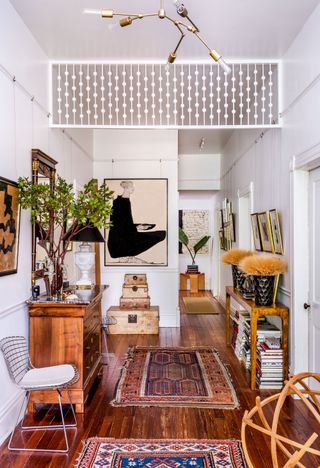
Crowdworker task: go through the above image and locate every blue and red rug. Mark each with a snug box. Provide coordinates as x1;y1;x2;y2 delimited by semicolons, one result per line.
76;439;246;467
112;346;239;409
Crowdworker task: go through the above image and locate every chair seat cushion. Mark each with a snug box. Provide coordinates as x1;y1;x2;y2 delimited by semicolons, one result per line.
20;364;77;389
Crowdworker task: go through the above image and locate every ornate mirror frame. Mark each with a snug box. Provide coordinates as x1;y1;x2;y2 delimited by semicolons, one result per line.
31;149;58;284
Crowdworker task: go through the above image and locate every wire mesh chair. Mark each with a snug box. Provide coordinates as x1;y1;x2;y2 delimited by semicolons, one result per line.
0;336;79;453
101;314;117;364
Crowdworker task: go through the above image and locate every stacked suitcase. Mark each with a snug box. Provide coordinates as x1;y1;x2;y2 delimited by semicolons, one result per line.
107;274;159;335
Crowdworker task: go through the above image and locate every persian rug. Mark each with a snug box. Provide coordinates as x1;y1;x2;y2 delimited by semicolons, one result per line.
183;297;220;315
111;346;239;409
76;438;247;468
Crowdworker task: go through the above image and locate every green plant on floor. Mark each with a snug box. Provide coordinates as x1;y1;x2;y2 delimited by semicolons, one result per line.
179;227;210;265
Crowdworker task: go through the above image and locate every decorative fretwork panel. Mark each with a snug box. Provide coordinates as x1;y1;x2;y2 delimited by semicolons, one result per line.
51;62;279;128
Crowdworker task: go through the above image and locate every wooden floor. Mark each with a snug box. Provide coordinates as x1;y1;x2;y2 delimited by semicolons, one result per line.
0;291;319;467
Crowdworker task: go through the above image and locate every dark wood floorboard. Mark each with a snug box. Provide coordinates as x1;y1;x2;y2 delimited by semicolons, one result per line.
0;290;319;467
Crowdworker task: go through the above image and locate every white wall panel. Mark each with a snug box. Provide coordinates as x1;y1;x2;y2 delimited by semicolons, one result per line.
93;129;179;327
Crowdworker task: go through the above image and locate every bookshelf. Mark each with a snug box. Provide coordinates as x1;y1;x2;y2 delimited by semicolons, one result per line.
225;286;289;390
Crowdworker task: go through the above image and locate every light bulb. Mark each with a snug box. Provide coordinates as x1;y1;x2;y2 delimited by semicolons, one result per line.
83;8;101;15
217;57;231;75
174;0;188;17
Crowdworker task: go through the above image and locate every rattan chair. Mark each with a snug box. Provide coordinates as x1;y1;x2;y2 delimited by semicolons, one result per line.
0;336;79;452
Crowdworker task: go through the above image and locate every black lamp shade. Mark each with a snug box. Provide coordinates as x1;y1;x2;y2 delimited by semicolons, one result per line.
67;224;105;243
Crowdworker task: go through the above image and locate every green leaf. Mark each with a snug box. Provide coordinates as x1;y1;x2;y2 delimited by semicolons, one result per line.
193;236;210;255
179;227;189;246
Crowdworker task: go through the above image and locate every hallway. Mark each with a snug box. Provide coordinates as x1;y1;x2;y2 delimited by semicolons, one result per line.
0;292;318;467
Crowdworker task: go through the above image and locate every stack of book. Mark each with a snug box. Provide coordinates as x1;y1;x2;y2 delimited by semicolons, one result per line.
233;310;251;362
256;336;283;389
186;265;199;273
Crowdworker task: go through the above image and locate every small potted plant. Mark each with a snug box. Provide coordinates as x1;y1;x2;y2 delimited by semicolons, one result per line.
179;227;210;273
221;248;254;290
239;254;288;306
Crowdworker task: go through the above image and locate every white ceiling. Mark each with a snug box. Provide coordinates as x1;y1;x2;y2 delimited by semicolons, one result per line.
179;129;232;154
9;0;320;61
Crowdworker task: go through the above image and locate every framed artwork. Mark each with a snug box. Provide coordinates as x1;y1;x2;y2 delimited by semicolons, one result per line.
104;178;168;266
219;230;225;250
251;213;262;251
269;209;284;255
229;213;236;242
258;211;274;253
0;177;21;276
179;209;209;255
218;209;223;230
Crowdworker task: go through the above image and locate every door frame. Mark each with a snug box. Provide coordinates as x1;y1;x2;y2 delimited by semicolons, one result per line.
290;142;320;374
237;182;254;249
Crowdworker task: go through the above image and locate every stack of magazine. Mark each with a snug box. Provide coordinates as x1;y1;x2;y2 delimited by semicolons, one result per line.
256;336;283;389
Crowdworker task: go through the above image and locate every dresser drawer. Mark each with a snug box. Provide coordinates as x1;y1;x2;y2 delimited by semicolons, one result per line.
84;301;100;340
83;326;100;382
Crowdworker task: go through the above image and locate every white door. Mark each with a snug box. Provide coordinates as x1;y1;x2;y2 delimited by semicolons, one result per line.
309;167;320;387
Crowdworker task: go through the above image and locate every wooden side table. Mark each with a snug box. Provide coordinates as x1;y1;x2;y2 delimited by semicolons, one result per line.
28;285;107;412
225;286;289;390
180;273;205;293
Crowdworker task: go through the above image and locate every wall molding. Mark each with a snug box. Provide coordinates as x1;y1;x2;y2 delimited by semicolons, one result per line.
0;301;26;320
278;286;291;298
0;388;24;445
291;140;320;172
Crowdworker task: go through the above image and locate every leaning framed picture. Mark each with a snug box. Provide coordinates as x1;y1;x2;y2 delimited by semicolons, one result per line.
269;209;284;255
258;211;274;253
0;177;21;276
250;213;262;251
104;178;168;266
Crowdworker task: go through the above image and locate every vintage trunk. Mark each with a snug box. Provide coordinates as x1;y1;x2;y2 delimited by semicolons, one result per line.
124;273;147;285
122;284;149;298
120;296;151;310
107;306;159;334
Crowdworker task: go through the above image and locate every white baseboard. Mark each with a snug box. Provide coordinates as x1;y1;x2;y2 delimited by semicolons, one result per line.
0;389;24;445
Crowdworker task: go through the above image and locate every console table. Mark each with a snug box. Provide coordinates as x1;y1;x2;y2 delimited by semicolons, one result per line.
28;285;107;412
225;286;289;390
180;273;205;293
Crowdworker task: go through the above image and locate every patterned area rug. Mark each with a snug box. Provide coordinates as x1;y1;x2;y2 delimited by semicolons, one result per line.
76;439;247;468
111;346;239;409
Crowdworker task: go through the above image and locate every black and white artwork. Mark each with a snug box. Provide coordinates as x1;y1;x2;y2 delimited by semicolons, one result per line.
104;179;168;266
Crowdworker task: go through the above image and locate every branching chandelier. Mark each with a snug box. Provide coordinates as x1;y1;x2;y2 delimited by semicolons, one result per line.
84;0;231;74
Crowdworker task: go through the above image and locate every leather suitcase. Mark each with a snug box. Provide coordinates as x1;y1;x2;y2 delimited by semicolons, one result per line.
124;274;147;285
120;296;151;310
122;284;149;298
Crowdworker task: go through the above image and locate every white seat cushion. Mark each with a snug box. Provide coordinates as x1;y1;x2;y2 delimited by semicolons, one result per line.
20;364;76;389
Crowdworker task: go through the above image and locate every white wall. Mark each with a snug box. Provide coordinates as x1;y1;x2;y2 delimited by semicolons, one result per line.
0;0;93;444
93;129;179;328
178;192;215;290
178;153;221;190
214;3;320;375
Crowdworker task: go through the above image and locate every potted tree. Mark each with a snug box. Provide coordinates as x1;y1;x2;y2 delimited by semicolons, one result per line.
179;227;210;273
18;176;114;298
239;254;287;305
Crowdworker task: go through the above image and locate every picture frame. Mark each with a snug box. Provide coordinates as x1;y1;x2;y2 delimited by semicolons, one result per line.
269;209;284;255
104;178;168;266
229;213;236;242
258;211;274;253
219;230;225;250
250;213;262;252
0;176;21;276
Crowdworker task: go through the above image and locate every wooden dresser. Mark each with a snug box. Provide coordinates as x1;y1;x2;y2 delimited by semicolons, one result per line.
28;285;107;413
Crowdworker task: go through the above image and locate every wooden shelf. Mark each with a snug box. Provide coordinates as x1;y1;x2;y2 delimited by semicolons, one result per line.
225;286;289;391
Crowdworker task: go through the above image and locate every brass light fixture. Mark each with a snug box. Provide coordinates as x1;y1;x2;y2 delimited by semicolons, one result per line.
84;0;231;74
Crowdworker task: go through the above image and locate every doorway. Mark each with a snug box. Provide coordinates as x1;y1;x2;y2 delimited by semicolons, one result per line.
308;167;320;386
238;182;254;249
